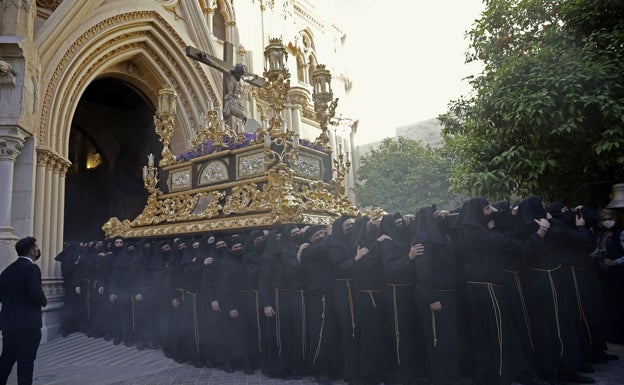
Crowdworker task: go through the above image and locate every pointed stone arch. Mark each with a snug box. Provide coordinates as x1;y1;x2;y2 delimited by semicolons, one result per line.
216;0;236;26
32;9;223;269
39;10;220;159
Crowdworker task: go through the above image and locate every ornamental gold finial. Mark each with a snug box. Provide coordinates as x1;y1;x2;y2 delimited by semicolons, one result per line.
312;64;338;151
154;85;178;166
333;147;351;199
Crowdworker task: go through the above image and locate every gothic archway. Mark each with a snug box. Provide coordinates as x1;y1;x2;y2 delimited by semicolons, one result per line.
64;78;160;240
35;9;221;255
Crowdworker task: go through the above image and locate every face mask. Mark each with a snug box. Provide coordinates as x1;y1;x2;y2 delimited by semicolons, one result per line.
602;220;616;229
254;239;266;250
33;249;41;261
367;223;378;237
291;234;303;244
232;249;244;257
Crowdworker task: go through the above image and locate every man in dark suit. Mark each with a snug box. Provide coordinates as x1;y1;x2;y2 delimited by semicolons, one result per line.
0;236;48;385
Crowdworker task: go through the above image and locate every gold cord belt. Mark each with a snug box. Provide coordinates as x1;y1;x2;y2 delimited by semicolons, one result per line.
529;265;564;356
569;266;592;347
83;279;92;320
174;288;185;301
431;309;438;347
275;288;306;359
236;290;263;353
274;288;282;357
301;290;306;359
131;297;136;332
504;270;534;351
415;285;455;348
255;290;262;353
466;281;503;375
184;290;200;353
312;294;326;367
386;282;416;365
337;278;356;338
358;289;381;308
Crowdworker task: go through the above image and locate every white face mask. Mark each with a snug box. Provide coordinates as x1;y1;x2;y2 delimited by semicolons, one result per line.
602;220;616;229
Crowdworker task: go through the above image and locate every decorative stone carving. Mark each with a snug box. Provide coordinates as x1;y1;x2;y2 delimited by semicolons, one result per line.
0;59;17;86
156;0;178;11
0;138;24;161
35;148;72;173
3;0;32;11
36;0;62;11
40;11;214;147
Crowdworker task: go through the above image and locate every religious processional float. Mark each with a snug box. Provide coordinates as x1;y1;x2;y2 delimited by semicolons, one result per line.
102;39;362;239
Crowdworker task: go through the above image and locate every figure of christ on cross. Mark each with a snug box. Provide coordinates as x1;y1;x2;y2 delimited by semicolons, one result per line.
186;46;252;127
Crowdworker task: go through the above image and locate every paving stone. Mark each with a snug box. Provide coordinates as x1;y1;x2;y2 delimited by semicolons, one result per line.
4;333;623;384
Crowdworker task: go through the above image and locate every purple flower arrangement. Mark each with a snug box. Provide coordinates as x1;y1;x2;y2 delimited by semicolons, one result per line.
299;138;324;152
176;133;324;162
177;132;258;162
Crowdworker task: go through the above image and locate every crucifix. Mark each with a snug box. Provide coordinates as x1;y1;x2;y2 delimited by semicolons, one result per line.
186;45;264;130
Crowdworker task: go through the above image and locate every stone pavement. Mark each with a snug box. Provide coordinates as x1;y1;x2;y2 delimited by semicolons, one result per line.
5;333;624;385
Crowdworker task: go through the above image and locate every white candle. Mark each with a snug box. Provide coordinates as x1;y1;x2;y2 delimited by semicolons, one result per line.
207;98;213;111
293;134;299;148
264;132;271;148
142;166;148;179
148;153;154;167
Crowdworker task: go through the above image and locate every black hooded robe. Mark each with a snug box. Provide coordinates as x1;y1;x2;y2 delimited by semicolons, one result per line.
328;215;359;383
379;214;427;385
412;206;462;385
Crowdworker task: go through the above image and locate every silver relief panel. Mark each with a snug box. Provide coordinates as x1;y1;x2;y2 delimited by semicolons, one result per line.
170;168;192;191
296;154;322;179
237;152;265;179
199;161;229;185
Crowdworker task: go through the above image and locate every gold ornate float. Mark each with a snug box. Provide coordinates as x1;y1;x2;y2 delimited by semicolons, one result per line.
102;39;358;238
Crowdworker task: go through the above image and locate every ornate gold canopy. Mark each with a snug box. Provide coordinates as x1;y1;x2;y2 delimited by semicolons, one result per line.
102;39;359;239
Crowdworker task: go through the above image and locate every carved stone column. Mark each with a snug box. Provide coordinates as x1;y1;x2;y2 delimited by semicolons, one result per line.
0;131;25;269
199;0;215;31
34;148;48;266
48;158;71;278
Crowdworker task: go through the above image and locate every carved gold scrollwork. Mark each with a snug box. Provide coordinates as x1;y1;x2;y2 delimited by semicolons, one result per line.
259;165;303;223
160;193;202;222
223;184;267;215
102;217;132;238
130;192;164;226
190;191;224;218
300;180;334;212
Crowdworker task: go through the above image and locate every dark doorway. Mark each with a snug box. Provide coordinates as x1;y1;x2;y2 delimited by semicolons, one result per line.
65;77;161;241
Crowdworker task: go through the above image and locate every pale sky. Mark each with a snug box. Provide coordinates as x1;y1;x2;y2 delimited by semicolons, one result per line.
334;0;485;144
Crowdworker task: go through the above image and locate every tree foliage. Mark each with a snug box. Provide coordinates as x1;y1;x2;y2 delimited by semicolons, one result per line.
354;137;453;213
439;0;624;204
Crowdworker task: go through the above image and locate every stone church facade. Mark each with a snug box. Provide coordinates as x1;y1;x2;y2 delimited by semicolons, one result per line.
0;0;357;341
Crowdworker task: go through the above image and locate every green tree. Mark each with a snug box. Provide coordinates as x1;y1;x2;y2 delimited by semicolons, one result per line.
354;137;453;213
439;0;624;204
